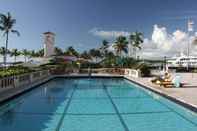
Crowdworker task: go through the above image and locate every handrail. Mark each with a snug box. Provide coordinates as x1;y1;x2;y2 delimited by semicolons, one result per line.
124;68;141;78
0;70;50;89
0;76;14;88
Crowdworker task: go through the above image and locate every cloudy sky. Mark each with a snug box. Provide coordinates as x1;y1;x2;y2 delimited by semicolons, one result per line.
1;0;197;59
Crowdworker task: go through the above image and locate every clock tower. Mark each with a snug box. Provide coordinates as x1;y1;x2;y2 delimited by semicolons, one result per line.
43;32;55;57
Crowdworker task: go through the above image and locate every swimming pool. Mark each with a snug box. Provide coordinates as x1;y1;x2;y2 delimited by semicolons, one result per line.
0;78;196;131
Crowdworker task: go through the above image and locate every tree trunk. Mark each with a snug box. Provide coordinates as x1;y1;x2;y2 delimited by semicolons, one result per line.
133;47;137;59
128;43;132;57
14;56;16;62
4;32;9;66
25;56;27;63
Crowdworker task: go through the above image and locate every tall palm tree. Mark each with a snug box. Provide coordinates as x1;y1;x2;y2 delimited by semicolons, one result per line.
36;49;44;57
64;46;79;57
10;48;20;62
29;50;37;58
22;49;29;62
113;36;128;57
0;47;7;63
99;40;109;58
89;49;102;63
104;51;116;67
0;12;20;65
54;47;63;56
129;32;143;59
80;51;91;59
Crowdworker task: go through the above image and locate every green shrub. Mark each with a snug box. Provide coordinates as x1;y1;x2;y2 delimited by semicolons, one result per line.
138;64;151;77
0;66;33;78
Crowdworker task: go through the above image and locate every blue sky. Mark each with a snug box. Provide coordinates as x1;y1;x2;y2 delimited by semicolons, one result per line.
0;0;197;52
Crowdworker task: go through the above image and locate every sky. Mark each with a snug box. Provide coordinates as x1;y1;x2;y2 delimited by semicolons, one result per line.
1;0;197;59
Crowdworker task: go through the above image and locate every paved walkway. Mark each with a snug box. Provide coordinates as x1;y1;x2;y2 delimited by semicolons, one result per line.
125;76;197;111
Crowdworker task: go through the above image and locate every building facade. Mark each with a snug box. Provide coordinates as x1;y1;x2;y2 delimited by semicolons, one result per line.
43;32;55;57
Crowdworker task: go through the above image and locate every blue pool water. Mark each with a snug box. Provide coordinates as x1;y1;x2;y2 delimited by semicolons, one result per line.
0;78;197;131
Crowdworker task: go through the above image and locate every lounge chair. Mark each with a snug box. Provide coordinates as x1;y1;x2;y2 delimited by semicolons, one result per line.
151;74;182;88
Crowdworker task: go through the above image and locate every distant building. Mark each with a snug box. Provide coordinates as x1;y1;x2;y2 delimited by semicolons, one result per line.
167;53;197;67
43;32;55;57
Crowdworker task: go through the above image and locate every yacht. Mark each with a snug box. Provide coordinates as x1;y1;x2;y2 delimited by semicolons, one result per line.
167;53;197;67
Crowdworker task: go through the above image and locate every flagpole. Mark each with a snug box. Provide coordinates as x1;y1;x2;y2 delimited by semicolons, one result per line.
187;19;194;71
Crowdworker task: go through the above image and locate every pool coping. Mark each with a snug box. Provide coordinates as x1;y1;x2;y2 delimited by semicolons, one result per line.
0;74;197;113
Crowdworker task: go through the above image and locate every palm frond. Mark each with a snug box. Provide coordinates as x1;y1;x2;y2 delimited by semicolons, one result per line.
3;32;7;37
122;47;128;54
11;30;20;36
0;14;7;22
0;26;4;30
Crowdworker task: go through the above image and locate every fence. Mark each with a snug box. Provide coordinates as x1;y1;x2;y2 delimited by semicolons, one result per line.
0;70;50;90
124;69;141;78
0;76;14;88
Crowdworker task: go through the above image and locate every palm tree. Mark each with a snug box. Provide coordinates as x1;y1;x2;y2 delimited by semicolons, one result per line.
64;46;79;57
80;51;91;59
54;47;63;56
10;48;20;62
129;32;143;59
36;49;44;57
22;49;29;62
104;51;116;67
113;36;128;57
99;40;109;58
0;12;20;65
89;49;102;63
29;50;38;58
0;47;6;62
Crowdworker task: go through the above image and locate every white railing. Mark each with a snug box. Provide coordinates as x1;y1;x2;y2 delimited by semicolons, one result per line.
124;69;141;78
0;76;15;89
0;70;50;90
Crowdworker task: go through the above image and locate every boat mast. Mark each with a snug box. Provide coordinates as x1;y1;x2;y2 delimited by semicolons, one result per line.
187;19;194;70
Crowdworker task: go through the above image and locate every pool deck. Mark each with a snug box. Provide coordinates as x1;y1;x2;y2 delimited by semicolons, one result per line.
124;76;197;112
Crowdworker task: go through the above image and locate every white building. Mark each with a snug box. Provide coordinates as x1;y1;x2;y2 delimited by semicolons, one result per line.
43;32;55;57
167;53;197;67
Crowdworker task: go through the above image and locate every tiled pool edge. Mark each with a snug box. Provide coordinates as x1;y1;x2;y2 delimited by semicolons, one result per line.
124;76;197;113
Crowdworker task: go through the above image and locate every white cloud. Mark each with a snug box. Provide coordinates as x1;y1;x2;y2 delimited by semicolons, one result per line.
89;28;130;38
139;24;197;59
172;30;187;42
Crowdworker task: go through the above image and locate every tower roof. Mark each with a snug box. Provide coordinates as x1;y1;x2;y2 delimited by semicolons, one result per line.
43;32;55;35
